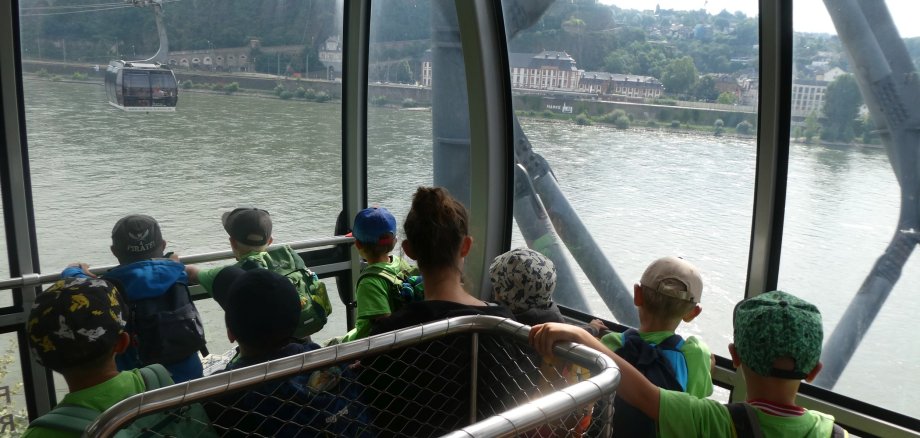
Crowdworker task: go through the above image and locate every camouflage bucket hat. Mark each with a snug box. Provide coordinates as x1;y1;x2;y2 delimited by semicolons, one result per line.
733;290;823;380
489;248;557;313
27;277;127;370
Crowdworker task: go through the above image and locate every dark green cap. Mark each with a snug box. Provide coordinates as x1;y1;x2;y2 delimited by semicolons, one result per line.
733;290;823;380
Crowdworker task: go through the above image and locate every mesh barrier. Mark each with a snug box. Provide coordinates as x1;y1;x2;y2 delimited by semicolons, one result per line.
85;316;618;438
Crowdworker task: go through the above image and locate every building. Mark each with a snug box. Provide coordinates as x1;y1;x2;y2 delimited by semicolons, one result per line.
509;51;582;91
319;36;342;79
421;50;582;91
578;72;663;98
791;80;828;118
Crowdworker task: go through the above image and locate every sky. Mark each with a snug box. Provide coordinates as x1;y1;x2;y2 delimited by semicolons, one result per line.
597;0;920;38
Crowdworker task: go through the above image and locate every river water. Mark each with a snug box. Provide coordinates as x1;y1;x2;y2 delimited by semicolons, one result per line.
8;79;920;419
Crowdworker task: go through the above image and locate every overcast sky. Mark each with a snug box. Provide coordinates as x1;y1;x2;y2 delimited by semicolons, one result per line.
597;0;920;38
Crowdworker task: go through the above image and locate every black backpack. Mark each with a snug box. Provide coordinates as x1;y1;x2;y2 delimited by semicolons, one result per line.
120;281;208;365
612;329;687;438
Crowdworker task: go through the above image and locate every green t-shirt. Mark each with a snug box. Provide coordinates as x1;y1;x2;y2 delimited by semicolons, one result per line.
658;389;836;438
601;330;713;398
23;370;146;438
341;256;413;342
196;251;266;295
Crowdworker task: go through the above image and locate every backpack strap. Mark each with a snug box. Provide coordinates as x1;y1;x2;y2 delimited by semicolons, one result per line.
657;334;685;351
139;363;174;390
726;403;764;438
27;404;99;433
832;424;849;437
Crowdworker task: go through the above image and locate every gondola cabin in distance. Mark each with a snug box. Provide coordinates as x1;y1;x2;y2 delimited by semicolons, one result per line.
104;60;178;112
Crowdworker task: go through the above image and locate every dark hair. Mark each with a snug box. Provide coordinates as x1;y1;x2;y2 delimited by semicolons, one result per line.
225;269;301;348
404;186;469;270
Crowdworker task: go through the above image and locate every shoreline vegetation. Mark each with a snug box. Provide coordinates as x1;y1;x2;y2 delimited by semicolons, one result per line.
26;69;881;149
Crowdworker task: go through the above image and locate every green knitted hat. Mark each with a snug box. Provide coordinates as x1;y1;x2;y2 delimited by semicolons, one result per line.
733;290;823;380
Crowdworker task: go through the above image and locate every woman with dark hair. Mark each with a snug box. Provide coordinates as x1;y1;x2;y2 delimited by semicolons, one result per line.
370;186;513;333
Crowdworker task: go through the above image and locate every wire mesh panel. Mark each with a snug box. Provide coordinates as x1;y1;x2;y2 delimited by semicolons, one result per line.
85;316;619;438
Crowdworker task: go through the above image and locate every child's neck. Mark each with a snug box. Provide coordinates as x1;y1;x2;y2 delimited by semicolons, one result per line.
64;364;120;392
742;366;804;406
637;312;681;333
365;254;391;264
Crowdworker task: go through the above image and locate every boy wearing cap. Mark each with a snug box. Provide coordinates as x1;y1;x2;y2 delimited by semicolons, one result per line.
23;278;157;437
186;207;274;294
601;256;712;398
61;214;205;383
205;269;370;436
340;207;416;342
530;290;844;437
187;207;331;340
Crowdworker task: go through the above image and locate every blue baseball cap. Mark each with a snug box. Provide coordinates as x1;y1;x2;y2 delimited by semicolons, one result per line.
351;207;397;245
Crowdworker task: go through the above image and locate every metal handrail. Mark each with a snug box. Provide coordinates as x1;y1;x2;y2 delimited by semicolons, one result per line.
0;236;353;291
85;315;620;438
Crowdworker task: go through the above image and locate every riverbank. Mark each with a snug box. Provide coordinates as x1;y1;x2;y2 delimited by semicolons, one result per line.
19;67;881;150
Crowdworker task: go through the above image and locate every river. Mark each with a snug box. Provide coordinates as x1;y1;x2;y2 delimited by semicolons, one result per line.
7;79;920;419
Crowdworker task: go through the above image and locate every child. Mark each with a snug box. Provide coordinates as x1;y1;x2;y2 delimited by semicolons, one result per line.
205;268;370;437
61;214;206;383
530;290;847;437
490;247;563;326
341;207;417;342
23;278;212;438
186;207;331;339
601;256;712;436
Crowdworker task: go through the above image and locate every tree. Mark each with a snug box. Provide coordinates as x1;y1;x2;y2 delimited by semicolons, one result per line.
821;74;862;142
717;92;737;104
803;111;821;144
661;56;698;97
692;76;719;101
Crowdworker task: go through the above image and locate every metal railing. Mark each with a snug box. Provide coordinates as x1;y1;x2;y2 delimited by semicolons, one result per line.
85;315;620;437
0;236;353;291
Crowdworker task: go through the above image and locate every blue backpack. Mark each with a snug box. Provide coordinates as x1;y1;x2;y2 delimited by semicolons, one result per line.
612;329;688;438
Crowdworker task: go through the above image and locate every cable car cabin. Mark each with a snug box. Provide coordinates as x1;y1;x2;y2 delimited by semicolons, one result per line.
104;61;178;112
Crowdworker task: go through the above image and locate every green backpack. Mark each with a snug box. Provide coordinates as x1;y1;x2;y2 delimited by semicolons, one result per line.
28;364;216;437
239;245;333;338
357;259;423;312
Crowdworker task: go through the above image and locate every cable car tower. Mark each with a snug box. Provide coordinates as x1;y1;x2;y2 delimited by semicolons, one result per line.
104;0;178;111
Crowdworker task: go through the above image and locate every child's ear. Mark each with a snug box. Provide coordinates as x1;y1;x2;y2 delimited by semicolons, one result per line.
633;284;643;306
728;343;742;369
113;332;131;354
804;361;823;383
354;240;364;250
682;304;702;322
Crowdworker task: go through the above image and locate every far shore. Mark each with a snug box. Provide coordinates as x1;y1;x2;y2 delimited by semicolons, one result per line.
23;73;883;150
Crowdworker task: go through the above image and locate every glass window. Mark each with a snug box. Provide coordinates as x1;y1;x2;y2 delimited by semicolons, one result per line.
504;0;758;357
780;0;920;418
123;73;150;98
0;333;29;433
18;0;344;372
367;0;437;230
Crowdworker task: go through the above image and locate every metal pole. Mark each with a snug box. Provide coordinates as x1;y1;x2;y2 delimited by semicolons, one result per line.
431;1;471;205
815;0;920;388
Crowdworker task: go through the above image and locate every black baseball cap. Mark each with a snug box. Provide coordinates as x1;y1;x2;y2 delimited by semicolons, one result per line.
222;208;272;246
225;269;300;345
111;214;164;262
